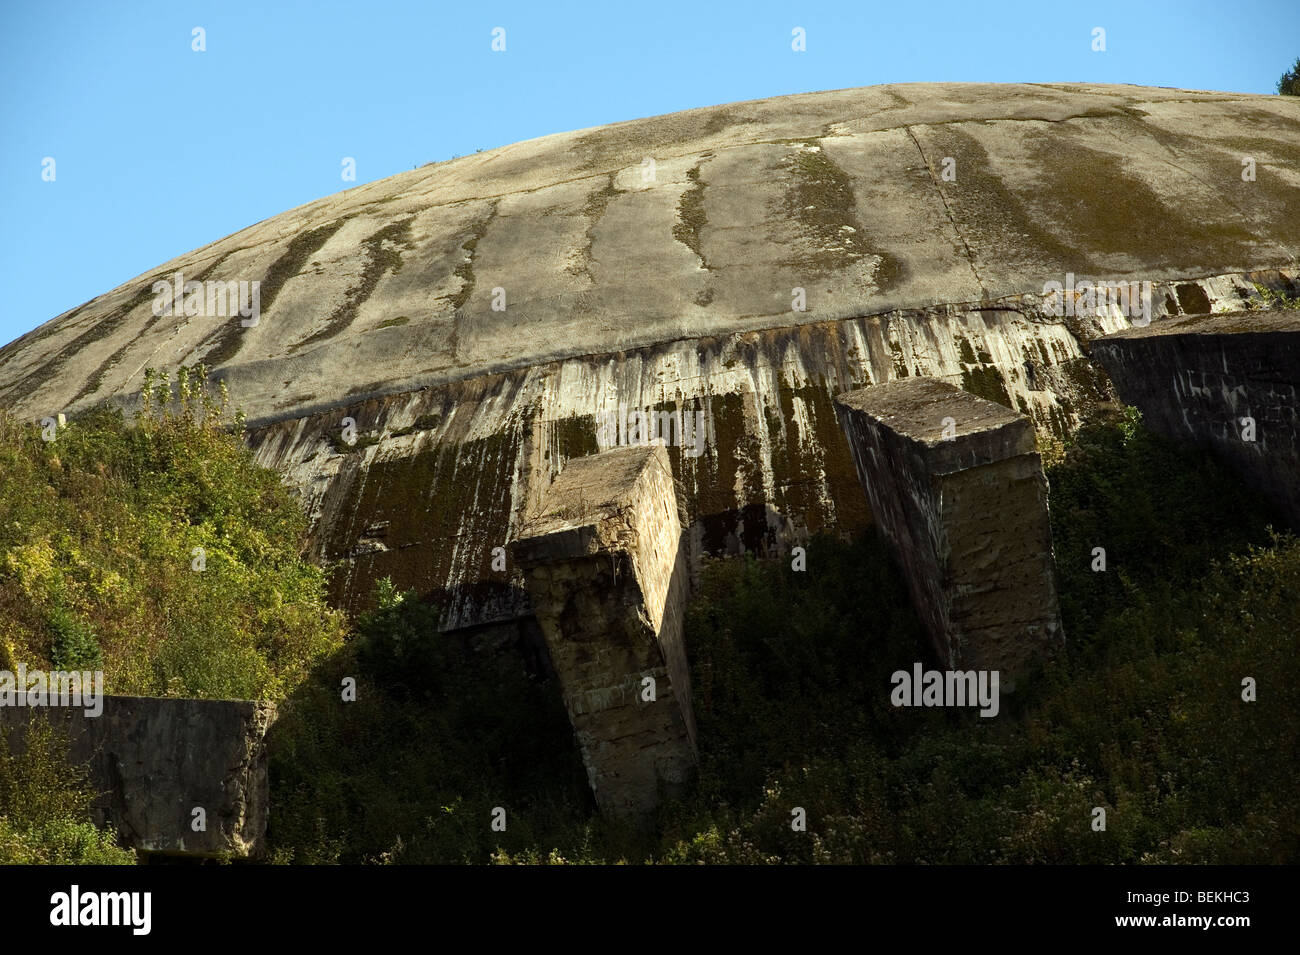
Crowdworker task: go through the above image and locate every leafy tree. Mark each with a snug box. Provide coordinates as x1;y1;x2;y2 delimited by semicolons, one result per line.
1279;57;1300;95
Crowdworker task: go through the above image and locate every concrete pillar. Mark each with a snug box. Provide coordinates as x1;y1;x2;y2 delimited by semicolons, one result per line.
1091;309;1300;530
511;444;697;819
834;377;1063;677
0;695;276;858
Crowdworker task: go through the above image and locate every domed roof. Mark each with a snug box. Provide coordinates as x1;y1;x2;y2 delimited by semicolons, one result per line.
2;82;1296;425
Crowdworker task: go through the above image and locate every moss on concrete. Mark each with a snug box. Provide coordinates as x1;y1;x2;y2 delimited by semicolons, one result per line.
295;218;415;352
1175;283;1212;315
325;427;521;620
672;164;710;269
959;364;1012;408
451;203;499;311
781;144;877;276
203;219;350;368
1025;135;1257;269
921;125;1096;275
567;178;620;280
548;414;599;462
955;336;977;364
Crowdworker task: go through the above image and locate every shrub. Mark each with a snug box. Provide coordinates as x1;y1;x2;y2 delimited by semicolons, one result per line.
0;368;345;700
0;717;134;865
269;409;1299;864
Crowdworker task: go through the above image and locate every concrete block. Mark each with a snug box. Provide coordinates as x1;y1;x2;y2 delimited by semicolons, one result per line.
512;444;697;818
1091;309;1300;529
834;377;1063;676
0;695;276;858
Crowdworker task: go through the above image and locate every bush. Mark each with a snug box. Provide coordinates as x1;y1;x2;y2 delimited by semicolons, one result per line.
267;580;600;864
46;603;103;671
0;367;345;699
0;717;134;865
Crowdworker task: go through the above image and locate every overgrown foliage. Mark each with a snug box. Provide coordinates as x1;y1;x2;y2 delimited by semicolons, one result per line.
8;387;1295;864
269;407;1298;864
1251;282;1300;310
0;718;134;864
0;367;346;700
644;410;1298;863
0;371;346;861
267;581;607;864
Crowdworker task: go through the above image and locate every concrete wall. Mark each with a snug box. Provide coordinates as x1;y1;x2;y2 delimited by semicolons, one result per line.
835;377;1063;677
239;270;1290;632
1091;309;1300;530
512;444;697;818
0;695;275;858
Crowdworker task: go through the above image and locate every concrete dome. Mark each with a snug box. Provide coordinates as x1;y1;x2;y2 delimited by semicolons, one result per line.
2;82;1296;426
3;83;1296;628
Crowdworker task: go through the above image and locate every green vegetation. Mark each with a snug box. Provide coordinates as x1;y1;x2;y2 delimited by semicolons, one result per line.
0;367;345;700
6;384;1296;864
0;370;345;859
1278;57;1300;96
267;580;600;864
1251;282;1300;310
0;718;135;864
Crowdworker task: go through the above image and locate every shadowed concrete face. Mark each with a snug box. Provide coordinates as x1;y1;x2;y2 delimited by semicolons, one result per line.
512;444;697;819
835;378;1063;677
1092;309;1300;529
0;695;275;858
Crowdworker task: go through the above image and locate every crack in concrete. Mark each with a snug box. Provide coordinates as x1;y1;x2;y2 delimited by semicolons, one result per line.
904;125;986;297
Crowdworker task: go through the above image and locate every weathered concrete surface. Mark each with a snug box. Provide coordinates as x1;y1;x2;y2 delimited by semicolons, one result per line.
245;271;1295;628
1091;308;1300;528
512;444;696;818
1;83;1297;626
3;83;1297;427
835;378;1063;676
0;696;276;858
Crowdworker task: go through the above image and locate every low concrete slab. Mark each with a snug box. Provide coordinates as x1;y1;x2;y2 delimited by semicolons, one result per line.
835;377;1063;677
512;444;697;818
1092;309;1300;529
0;695;276;858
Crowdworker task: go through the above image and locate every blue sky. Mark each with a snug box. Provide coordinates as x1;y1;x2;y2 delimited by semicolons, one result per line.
2;0;1297;346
